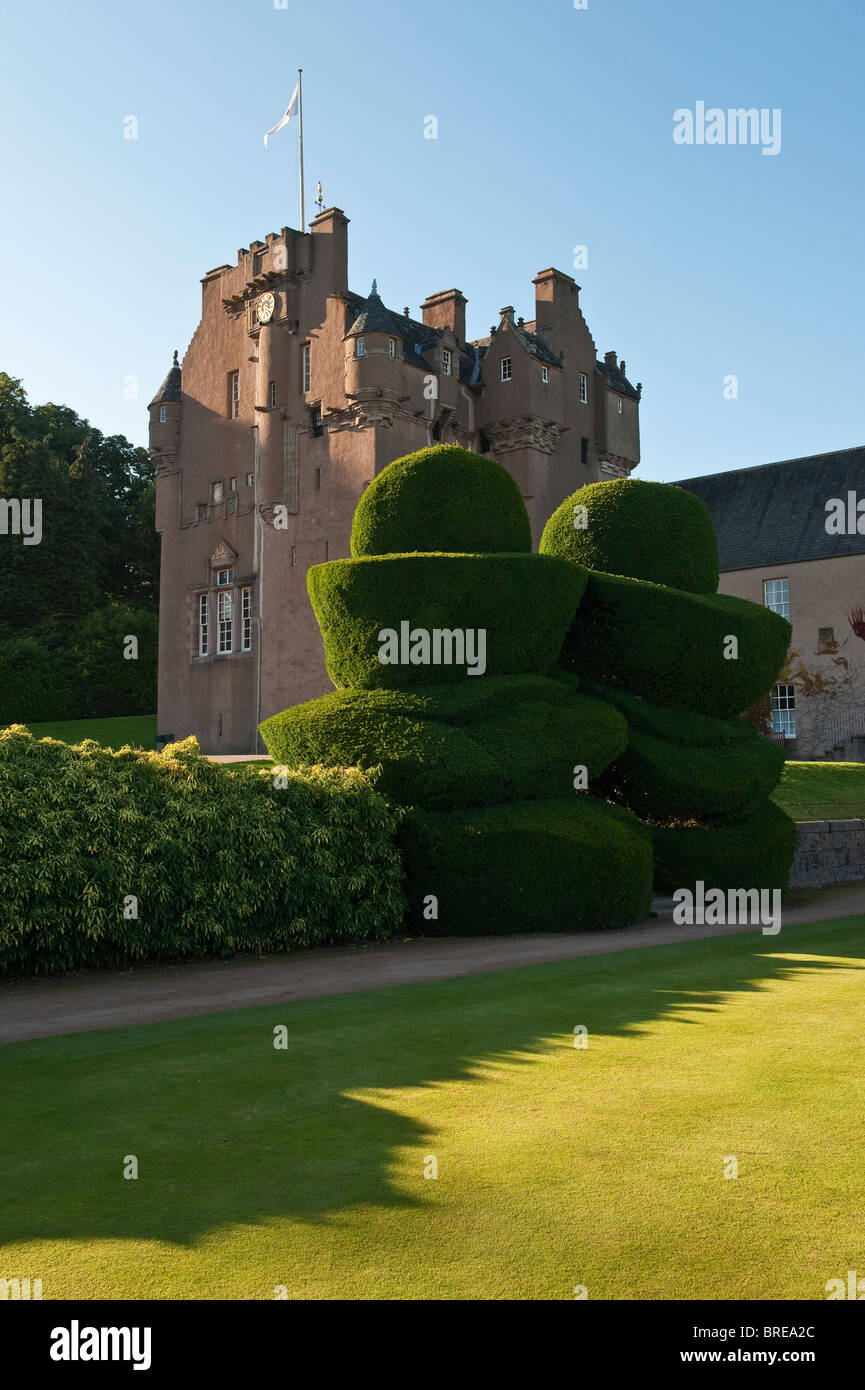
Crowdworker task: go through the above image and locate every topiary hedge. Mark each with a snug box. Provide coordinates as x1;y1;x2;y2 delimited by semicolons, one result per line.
559;571;791;718
307;552;586;689
540;478;720;595
351;445;532;557
651;800;797;894
575;676;759;747
597;723;786;822
0;727;405;976
261;677;627;812
398;795;653;934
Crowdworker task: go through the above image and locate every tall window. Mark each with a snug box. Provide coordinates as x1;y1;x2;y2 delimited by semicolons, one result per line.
311;405;323;438
579;374;588;404
388;338;396;358
771;684;796;738
246;472;254;487
269;381;277;408
541;366;549;384
230;372;239;419
763;578;790;621
230;477;237;492
302;343;311;393
443;348;452;376
500;357;512;382
218;590;233;654
580;437;590;466
617;396;623;414
241;587;252;652
355;338;366;357
159;406;167;423
198;593;209;656
212;480;223;504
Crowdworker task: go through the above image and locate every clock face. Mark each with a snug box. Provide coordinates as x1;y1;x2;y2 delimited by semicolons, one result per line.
257;292;275;324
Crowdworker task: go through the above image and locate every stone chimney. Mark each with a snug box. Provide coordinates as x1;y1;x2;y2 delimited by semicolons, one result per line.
604;350;618;369
533;267;580;336
310;206;349;295
421;289;467;344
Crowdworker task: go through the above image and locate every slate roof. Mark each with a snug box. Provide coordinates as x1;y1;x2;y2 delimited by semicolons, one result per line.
149;353;182;407
342;288;441;373
595;357;640;399
677;447;865;571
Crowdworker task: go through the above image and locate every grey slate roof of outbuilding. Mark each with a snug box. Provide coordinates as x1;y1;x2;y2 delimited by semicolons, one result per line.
677;447;865;571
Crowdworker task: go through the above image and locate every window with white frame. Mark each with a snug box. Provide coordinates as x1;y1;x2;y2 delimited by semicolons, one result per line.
198;593;209;656
302;343;311;393
501;357;512;382
217;567;233;587
246;472;254;487
241;587;252;651
763;577;790;621
218;590;233;653
579;374;588;404
230;372;239;419
617;396;623;414
230;476;237;492
159;406;167;423
770;683;796;738
388;338;396;358
541;366;549;384
355;337;366;357
443;348;452;376
212;480;224;504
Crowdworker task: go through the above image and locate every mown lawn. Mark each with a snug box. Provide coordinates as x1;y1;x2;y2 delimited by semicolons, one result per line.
17;714;157;750
771;760;865;821
1;916;862;1300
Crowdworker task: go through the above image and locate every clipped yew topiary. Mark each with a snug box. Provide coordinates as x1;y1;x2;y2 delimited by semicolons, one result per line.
651;801;798;894
307;552;586;689
540;478;719;595
262;678;627;812
398;797;653;934
351;444;532;557
558;570;791;719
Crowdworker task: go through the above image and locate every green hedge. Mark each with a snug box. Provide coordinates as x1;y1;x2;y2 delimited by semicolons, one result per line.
560;571;791;718
652;801;797;894
398;795;653;934
0;603;157;725
261;677;627;812
540;479;720;595
351;445;532;557
0;727;405;976
575;677;759;747
308;553;587;689
598;724;785;821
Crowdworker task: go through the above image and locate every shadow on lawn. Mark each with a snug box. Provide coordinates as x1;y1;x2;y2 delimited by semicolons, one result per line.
1;919;862;1248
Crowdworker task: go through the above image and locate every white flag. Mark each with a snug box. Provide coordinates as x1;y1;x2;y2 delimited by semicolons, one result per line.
264;84;299;148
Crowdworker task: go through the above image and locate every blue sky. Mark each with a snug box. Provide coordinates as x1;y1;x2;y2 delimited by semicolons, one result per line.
1;0;863;480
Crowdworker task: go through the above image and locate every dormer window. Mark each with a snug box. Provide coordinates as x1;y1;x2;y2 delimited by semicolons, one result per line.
355;338;366;357
389;338;396;358
442;348;452;376
541;366;549;384
159;406;167;423
501;357;512;382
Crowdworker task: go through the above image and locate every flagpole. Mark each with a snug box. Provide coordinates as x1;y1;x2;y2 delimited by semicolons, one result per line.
297;68;305;231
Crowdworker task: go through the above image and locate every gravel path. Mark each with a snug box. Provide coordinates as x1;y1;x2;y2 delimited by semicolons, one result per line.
2;883;863;1046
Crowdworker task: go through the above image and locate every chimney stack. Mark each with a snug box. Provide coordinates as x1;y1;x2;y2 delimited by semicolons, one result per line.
421;289;467;344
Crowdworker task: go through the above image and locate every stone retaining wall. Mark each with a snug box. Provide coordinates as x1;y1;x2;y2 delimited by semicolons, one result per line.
789;819;865;889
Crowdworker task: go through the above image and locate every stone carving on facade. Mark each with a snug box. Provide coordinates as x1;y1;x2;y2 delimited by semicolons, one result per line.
484;416;565;455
